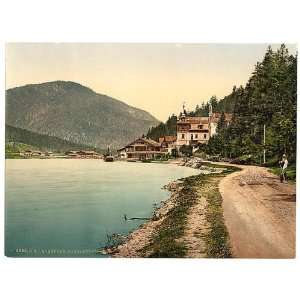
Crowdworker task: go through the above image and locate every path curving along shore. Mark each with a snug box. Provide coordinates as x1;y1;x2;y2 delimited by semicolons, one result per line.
219;164;296;258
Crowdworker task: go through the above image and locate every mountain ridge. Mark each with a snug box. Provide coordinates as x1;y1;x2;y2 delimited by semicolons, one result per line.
6;81;158;121
6;81;160;149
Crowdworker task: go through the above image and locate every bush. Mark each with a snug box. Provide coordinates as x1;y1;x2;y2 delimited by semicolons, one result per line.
269;165;296;181
262;157;279;167
179;145;193;157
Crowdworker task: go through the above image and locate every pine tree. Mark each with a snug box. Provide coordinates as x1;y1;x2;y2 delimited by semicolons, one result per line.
216;112;226;133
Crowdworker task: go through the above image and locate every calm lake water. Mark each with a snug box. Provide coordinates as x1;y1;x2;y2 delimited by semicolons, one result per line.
5;159;199;257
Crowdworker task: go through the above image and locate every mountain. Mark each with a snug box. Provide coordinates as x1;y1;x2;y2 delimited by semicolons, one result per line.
6;81;160;149
6;125;98;152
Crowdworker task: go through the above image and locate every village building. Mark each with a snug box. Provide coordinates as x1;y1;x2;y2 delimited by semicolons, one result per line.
117;137;162;160
77;150;99;158
159;135;177;154
65;152;80;158
176;116;210;146
65;150;79;158
117;105;232;159
21;150;52;158
23;150;33;157
65;150;100;158
176;104;232;148
32;151;43;157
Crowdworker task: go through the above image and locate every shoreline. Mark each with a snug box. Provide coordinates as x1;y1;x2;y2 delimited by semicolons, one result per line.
102;179;183;257
102;159;240;258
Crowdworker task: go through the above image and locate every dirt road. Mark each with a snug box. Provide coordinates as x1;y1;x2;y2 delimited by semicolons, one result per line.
219;165;296;258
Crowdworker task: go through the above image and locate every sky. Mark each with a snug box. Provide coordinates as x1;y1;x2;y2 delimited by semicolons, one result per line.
6;43;297;121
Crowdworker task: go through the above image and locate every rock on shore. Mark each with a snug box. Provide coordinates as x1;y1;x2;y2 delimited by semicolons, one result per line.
178;157;226;174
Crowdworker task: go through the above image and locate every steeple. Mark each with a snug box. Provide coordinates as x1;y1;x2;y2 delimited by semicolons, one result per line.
209;102;213;118
182;101;187;116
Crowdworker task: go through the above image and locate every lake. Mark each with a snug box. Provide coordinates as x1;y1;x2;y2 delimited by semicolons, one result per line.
5;159;199;257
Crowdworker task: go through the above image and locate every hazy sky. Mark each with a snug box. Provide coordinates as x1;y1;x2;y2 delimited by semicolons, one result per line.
6;43;296;121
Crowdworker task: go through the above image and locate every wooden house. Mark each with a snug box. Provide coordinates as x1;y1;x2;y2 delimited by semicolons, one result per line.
24;150;33;157
77;150;99;158
117;137;162;160
159;136;177;154
65;150;100;158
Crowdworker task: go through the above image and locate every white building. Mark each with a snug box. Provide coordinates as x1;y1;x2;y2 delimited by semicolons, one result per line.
176;104;232;148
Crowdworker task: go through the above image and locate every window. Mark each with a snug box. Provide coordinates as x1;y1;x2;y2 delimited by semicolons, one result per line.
191;134;193;140
181;134;185;139
195;134;198;139
204;134;207;139
198;125;203;129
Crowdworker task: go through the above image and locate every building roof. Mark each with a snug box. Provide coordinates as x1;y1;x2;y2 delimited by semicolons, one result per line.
121;137;161;150
159;136;177;143
78;150;97;154
141;137;161;147
189;129;209;133
178;114;233;125
177;116;209;124
126;151;161;154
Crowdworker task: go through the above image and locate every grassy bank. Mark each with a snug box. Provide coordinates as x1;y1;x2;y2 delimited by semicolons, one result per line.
140;164;240;258
5;142;33;159
203;179;231;257
269;165;296;182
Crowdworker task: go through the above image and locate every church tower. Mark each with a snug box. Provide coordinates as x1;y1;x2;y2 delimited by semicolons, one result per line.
208;103;213;138
209;102;213;118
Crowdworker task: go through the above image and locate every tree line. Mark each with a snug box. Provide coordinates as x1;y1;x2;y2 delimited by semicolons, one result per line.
206;44;296;165
6;125;100;153
146;114;178;141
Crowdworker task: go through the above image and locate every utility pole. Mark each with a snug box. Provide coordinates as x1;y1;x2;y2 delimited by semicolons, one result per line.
263;124;266;164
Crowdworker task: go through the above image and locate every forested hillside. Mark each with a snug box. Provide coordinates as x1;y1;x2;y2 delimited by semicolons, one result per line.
147;44;296;165
206;44;297;164
6;125;97;152
146;115;177;141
